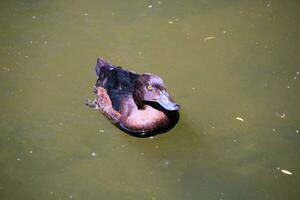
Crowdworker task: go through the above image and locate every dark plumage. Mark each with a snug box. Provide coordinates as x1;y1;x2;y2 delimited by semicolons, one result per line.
87;58;180;137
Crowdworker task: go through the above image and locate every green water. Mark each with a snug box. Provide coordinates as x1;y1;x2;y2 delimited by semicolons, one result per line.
0;0;299;199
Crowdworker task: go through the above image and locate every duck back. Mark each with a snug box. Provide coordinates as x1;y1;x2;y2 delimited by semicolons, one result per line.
95;59;139;111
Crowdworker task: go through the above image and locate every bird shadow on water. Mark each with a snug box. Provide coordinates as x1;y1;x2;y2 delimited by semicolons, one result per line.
128;109;215;161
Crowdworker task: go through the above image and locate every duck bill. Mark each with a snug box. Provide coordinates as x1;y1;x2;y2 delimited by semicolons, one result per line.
157;91;180;111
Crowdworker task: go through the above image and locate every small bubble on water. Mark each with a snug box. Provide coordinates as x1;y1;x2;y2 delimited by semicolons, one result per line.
162;160;171;167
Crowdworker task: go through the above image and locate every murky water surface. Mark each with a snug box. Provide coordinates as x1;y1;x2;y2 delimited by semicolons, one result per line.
1;0;299;199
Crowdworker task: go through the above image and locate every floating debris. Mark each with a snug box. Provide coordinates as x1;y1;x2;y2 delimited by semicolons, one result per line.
168;21;173;24
32;16;36;19
204;36;216;41
235;117;244;122
281;169;293;175
275;113;287;119
84;13;88;16
3;67;10;72
29;150;33;154
296;130;299;134
91;152;97;157
280;113;286;118
99;129;104;133
16;158;21;161
148;5;153;8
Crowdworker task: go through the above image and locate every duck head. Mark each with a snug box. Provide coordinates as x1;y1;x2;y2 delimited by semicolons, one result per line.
133;74;180;111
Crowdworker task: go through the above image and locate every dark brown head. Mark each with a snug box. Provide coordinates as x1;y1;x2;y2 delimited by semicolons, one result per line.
133;73;180;111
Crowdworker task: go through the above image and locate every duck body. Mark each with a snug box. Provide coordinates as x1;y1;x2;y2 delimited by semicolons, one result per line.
88;58;180;137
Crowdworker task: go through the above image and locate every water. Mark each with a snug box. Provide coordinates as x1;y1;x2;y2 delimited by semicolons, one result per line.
0;0;299;199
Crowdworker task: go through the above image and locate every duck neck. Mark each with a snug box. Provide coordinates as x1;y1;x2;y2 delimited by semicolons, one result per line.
132;87;145;110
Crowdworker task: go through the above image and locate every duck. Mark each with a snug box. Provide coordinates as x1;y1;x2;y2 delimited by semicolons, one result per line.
85;58;180;137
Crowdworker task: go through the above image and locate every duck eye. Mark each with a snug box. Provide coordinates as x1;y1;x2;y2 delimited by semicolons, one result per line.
147;85;153;91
